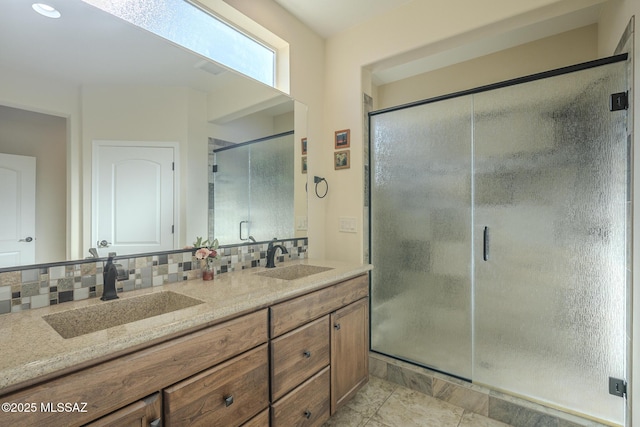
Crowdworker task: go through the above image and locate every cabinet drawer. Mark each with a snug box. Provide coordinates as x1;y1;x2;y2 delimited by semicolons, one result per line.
271;366;330;427
271;315;329;400
83;393;161;427
242;408;269;427
163;344;269;427
270;274;368;337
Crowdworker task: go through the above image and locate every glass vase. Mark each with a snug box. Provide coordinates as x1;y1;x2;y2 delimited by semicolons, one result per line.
201;261;214;281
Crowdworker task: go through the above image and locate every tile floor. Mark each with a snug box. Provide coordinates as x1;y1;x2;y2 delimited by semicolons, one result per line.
324;376;512;427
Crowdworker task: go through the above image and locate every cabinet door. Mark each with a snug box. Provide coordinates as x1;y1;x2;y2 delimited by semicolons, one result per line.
163;344;269;427
330;298;369;414
84;393;161;427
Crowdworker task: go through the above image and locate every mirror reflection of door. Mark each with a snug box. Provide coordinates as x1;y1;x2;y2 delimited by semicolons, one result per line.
0;153;36;267
92;141;176;257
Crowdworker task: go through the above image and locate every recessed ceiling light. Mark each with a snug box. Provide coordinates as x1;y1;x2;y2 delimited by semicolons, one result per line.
32;3;61;19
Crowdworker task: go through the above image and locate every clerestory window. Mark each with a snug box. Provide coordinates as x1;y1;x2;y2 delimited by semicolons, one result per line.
82;0;276;86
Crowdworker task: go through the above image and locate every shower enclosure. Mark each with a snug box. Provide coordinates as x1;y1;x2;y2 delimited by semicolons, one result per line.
211;131;294;244
369;56;629;424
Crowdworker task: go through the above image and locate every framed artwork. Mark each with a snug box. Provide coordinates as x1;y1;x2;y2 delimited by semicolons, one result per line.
335;129;350;149
301;156;307;173
334;150;350;170
301;137;307;155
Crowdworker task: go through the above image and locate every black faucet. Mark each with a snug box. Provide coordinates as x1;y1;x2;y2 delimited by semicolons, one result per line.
101;256;119;301
265;240;288;268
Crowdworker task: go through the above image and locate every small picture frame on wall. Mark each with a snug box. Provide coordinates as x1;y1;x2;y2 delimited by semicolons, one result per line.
334;150;350;170
301;156;308;173
335;129;350;149
301;137;307;155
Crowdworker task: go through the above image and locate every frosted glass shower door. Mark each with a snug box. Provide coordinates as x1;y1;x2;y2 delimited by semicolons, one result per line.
213;133;295;244
249;133;294;241
473;61;628;423
213;145;250;244
370;96;473;379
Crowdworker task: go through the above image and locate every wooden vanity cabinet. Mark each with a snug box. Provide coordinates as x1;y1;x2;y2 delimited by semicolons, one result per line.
269;274;369;423
0;272;369;427
83;393;161;427
0;309;268;427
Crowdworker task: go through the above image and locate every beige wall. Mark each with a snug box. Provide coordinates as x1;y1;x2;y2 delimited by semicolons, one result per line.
81;85;289;252
0;106;66;264
318;0;607;264
0;70;82;259
223;0;326;256
81;85;194;253
1;73;289;261
377;24;598;109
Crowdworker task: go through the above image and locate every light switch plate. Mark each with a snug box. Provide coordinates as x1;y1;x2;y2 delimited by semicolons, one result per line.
296;216;308;231
339;217;357;233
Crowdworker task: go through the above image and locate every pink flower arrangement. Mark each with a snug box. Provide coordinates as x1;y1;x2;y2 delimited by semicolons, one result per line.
195;247;217;260
193;237;219;273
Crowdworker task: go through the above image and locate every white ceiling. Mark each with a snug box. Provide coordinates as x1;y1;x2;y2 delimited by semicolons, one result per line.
1;0;235;89
2;0;606;96
273;0;412;38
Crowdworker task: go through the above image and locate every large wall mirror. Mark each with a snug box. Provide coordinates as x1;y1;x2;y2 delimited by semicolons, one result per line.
0;0;308;269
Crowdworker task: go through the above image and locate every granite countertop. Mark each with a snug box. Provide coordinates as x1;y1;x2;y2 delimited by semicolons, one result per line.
0;259;372;393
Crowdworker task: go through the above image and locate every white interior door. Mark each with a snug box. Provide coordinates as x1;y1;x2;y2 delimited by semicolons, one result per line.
0;153;36;267
93;142;175;257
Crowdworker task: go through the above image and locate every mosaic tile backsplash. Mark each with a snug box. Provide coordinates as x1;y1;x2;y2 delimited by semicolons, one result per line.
0;238;307;314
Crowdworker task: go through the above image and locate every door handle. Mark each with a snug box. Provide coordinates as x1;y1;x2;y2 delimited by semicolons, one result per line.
19;237;33;242
483;226;489;261
239;221;249;241
97;240;111;248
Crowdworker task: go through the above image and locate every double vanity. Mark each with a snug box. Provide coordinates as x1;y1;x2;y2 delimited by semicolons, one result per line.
0;260;372;426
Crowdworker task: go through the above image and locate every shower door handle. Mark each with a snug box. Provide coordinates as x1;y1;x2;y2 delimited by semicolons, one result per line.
239;221;249;241
483;226;489;261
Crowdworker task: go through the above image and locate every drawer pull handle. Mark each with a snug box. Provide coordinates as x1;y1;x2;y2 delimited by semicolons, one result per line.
149;419;162;427
304;410;312;419
334;323;341;330
224;395;234;407
303;350;311;358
